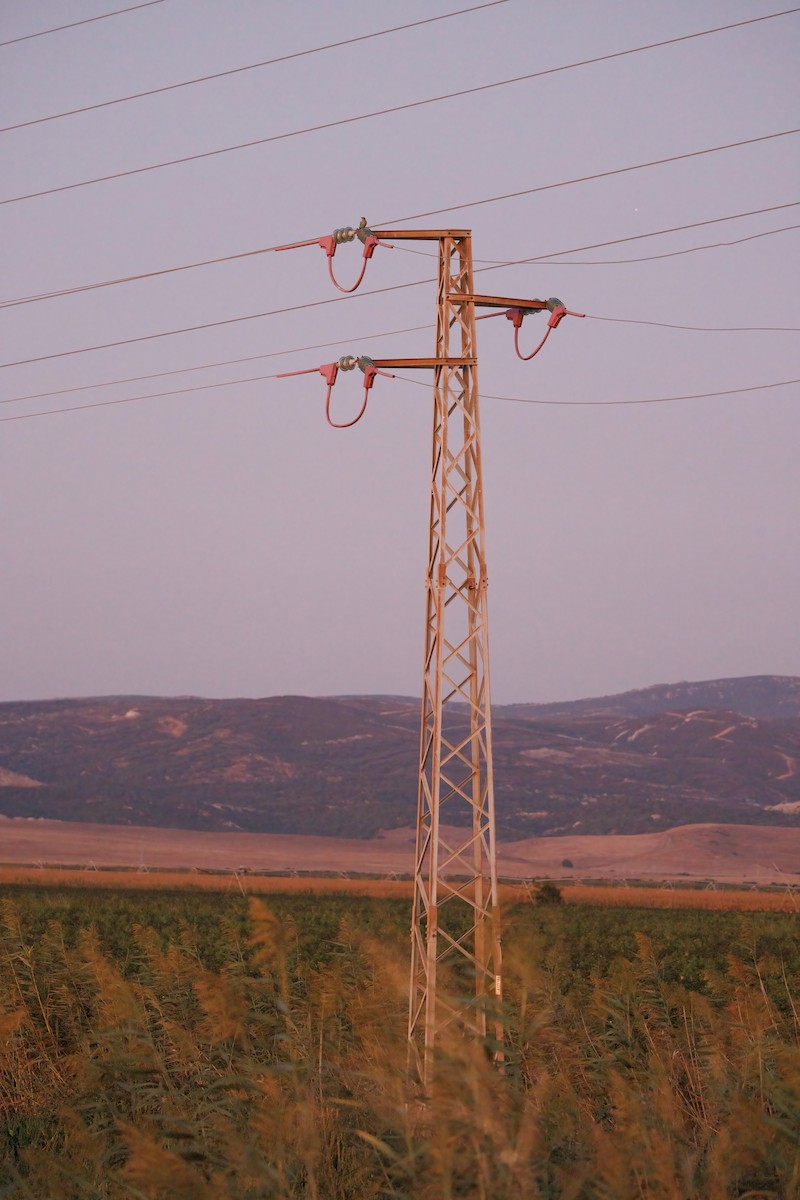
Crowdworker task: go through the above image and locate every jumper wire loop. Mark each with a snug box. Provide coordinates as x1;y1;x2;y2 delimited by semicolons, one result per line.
276;218;391;294
506;300;586;360
277;355;394;427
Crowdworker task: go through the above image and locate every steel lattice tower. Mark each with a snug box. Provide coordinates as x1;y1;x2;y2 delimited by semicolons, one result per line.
403;231;502;1086
278;219;579;1088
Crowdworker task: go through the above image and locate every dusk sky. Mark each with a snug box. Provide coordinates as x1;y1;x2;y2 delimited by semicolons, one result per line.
1;0;798;706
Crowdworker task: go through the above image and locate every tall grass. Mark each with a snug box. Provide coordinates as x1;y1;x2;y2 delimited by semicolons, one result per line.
0;892;798;1198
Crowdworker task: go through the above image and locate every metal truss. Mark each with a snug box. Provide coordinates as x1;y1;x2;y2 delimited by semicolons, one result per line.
285;218;573;1088
400;232;502;1086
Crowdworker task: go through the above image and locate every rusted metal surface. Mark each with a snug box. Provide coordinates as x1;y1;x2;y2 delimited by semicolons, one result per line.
457;292;550;310
371;356;476;369
372;228;471;240
407;231;503;1088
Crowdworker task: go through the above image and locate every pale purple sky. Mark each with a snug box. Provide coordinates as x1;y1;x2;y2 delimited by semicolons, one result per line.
1;0;798;705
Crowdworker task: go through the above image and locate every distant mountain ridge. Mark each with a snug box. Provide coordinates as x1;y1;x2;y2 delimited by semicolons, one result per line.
502;675;800;721
0;676;798;840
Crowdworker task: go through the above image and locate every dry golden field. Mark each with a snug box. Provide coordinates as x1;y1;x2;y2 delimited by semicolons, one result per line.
1;879;798;1197
0;864;796;912
2;815;800;885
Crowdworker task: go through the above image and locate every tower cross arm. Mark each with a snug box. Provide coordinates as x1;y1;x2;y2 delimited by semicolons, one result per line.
456;292;550;311
371;357;476;369
371;228;471;241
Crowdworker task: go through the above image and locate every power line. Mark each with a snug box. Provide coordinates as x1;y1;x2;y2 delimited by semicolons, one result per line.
5;201;796;312
485;222;800;267
4;245;798;373
471;203;800;267
0;245;283;309
0;280;433;370
487;377;800;407
3;371;797;425
3;21;798;205
0;324;433;407
0;1;511;132
0;371;285;424
0;1;165;49
394;374;800;407
4;301;798;407
6;268;799;374
4;200;797;311
585;315;800;333
397;208;800;269
379;130;800;225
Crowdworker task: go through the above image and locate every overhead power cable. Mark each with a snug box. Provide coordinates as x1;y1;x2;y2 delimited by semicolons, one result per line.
2;192;796;312
473;203;800;267
0;280;434;370
2;373;797;425
5;199;796;310
0;372;286;423
471;222;800;268
584;315;800;333
394;374;800;407
0;1;165;49
396;206;800;268
529;223;800;266
5;267;799;374
0;244;284;309
4;138;793;365
3;303;798;407
486;378;800;407
4;261;799;375
379;130;800;225
2;17;798;204
0;324;433;407
0;1;510;132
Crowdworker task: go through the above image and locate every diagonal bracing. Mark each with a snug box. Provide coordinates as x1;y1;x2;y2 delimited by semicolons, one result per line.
405;232;502;1087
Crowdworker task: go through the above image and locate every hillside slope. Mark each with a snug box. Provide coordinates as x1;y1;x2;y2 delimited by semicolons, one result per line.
1;817;798;885
1;679;798;838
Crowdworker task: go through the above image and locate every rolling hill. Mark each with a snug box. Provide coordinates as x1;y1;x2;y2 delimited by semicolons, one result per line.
0;677;798;839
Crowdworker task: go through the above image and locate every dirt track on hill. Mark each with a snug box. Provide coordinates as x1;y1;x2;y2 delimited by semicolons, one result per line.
1;817;798;884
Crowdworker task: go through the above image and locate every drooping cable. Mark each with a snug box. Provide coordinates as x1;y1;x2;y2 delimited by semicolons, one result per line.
0;371;285;423
1;324;433;408
2;373;796;425
0;1;165;48
326;240;389;293
0;1;512;132
3;280;798;373
277;356;395;428
477;222;800;269
377;130;800;226
583;314;800;333
514;324;553;361
0;244;284;309
302;225;393;294
4;201;796;311
471;205;800;268
1;96;797;209
392;374;800;407
0;278;433;370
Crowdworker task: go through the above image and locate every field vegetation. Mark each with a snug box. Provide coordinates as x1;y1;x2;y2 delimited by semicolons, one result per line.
1;866;797;912
0;883;798;1197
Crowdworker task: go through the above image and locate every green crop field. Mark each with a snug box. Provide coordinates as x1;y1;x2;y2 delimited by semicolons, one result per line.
1;884;798;1198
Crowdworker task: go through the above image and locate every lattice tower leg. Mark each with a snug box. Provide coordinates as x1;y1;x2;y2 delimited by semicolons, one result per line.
408;233;503;1088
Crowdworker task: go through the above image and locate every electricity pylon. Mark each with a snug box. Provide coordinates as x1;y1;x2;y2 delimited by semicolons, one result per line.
368;228;500;1085
277;220;580;1089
